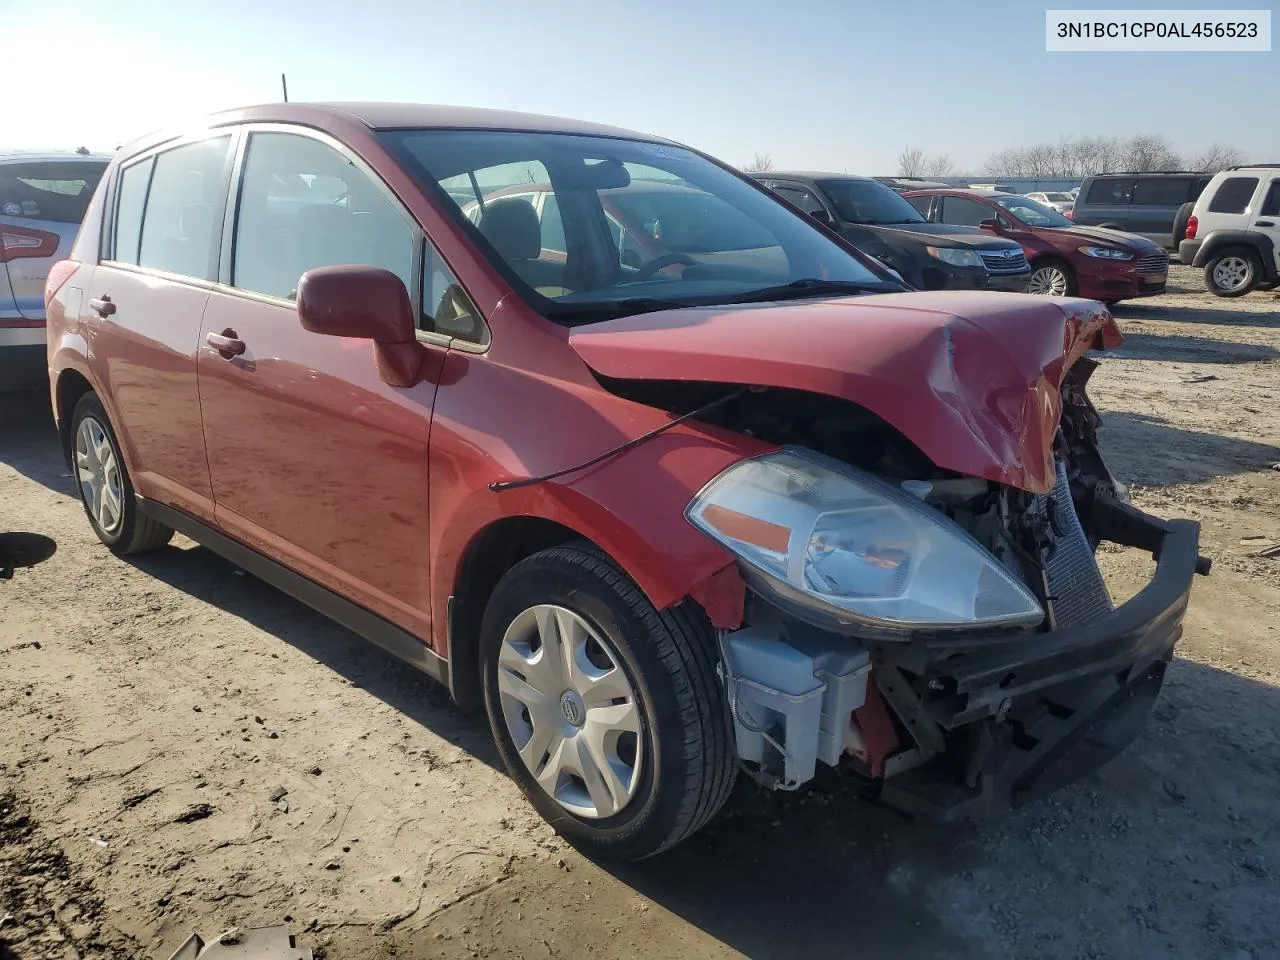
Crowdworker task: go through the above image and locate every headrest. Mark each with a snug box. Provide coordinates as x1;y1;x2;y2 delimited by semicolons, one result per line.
477;197;542;261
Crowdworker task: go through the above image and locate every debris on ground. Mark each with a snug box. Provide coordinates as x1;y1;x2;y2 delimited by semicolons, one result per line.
166;924;312;959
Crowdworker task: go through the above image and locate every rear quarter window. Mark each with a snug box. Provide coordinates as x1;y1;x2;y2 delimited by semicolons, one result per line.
1207;177;1260;214
1132;178;1192;206
0;160;106;223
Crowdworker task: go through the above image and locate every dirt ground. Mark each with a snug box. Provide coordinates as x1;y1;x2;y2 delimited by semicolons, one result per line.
2;264;1278;960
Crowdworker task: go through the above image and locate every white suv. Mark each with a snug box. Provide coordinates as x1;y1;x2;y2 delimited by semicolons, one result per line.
1179;165;1280;297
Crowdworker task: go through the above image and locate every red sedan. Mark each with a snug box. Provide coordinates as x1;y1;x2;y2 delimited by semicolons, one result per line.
45;103;1203;857
904;189;1170;303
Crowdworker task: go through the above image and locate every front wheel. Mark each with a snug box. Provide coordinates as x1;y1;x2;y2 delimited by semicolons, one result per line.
1204;248;1260;298
1027;259;1077;297
480;543;736;860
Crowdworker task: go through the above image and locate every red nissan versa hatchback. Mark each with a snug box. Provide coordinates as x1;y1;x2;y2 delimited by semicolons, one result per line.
45;103;1207;859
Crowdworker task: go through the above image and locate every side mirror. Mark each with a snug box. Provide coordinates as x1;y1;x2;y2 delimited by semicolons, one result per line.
297;265;426;387
807;208;834;227
979;218;1002;230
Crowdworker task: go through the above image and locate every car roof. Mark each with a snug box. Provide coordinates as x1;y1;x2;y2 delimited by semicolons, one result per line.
754;171;875;183
0;151;112;164
901;187;1001;198
120;102;673;158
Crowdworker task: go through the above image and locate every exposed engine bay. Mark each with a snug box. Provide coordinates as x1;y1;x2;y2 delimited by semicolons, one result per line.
601;360;1210;818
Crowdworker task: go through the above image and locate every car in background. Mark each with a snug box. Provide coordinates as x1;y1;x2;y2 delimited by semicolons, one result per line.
1;151;109;388
872;177;950;194
1072;172;1212;250
755;172;1030;292
1179;164;1280;297
1025;191;1075;215
46;102;1204;859
904;188;1169;302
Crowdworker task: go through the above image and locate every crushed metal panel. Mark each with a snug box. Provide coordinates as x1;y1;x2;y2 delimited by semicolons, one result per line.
165;926;312;960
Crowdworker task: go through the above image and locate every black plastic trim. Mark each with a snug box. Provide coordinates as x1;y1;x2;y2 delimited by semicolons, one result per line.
137;498;449;687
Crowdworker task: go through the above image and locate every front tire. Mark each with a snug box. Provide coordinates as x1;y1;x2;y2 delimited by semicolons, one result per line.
70;393;173;555
1204;248;1260;298
1027;258;1077;297
480;543;736;860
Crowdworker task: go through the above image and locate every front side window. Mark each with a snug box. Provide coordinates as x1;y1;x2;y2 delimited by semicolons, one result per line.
1085;178;1134;204
904;195;933;217
939;196;994;227
771;185;825;216
1207;177;1260;215
232;132;415;300
0;160;106;223
383;129;895;325
993;195;1073;227
112;157;153;265
817;179;926;225
1133;177;1192;206
137;136;231;280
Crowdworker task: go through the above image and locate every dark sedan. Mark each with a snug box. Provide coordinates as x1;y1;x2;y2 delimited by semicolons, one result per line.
754;173;1030;293
904;189;1169;303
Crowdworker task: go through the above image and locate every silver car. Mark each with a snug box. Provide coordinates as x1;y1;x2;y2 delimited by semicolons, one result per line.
2;150;109;387
1025;191;1076;215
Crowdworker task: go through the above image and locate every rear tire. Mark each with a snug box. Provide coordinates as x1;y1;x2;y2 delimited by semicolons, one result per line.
480;543;736;860
70;393;173;555
1204;248;1260;298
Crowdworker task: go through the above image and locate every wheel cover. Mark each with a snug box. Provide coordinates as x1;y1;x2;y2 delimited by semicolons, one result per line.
1212;256;1250;291
1027;265;1069;296
497;604;643;819
75;417;124;535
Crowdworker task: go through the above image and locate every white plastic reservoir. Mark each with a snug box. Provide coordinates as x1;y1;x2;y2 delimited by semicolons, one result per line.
723;625;872;786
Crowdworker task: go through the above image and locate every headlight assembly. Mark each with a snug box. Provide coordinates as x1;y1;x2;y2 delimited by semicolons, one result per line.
686;448;1045;634
925;246;983;268
1079;245;1134;260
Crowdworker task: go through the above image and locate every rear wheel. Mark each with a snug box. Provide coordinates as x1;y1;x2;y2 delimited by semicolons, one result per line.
1027;258;1077;297
480;543;736;860
70;393;173;554
1204;248;1260;298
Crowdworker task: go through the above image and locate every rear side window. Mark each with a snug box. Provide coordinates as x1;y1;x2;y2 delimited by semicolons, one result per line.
233;132;415;300
1132;178;1191;206
112;158;153;265
1208;177;1260;214
0;160;106;223
137;137;232;280
1261;180;1280;217
1085;179;1134;204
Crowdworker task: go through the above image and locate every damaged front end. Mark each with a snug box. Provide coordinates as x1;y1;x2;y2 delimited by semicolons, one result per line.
681;362;1209;818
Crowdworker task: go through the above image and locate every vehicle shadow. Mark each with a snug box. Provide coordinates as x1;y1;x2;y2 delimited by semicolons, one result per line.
1111;301;1280;329
122;541;503;772
1103;332;1278;364
0;388;74;497
1100;411;1280;486
585;657;1280;960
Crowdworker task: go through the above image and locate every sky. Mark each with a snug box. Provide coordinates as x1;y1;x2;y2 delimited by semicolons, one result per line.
5;0;1276;172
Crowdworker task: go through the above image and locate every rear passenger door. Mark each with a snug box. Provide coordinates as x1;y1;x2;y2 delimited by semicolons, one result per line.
197;126;472;641
88;134;233;523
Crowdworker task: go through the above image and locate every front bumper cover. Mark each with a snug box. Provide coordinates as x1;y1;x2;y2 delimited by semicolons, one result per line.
871;496;1204;820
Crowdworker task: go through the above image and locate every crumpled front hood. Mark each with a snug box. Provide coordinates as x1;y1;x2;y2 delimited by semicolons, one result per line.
569;291;1123;494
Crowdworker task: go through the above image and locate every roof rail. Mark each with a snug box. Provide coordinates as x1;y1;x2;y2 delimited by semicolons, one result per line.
1226;163;1280;170
1099;170;1202;176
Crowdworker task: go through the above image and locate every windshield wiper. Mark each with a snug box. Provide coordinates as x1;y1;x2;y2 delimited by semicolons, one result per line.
720;279;891;304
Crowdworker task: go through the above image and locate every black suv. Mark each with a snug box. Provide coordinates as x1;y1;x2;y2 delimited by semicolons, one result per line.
1072;172;1212;250
755;173;1029;292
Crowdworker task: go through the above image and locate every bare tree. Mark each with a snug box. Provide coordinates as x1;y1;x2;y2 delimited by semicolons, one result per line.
743;152;774;173
924;153;955;178
1120;134;1181;172
897;147;927;177
1190;142;1244;173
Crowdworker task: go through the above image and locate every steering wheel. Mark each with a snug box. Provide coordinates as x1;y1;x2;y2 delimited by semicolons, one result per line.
631;253;698;281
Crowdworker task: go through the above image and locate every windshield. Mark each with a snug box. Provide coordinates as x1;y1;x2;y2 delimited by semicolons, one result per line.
817;178;927;225
993;194;1074;227
381;131;897;323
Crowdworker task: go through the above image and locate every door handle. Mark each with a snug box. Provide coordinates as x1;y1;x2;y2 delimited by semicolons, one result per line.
1255;220;1275;227
89;296;116;318
206;329;246;359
